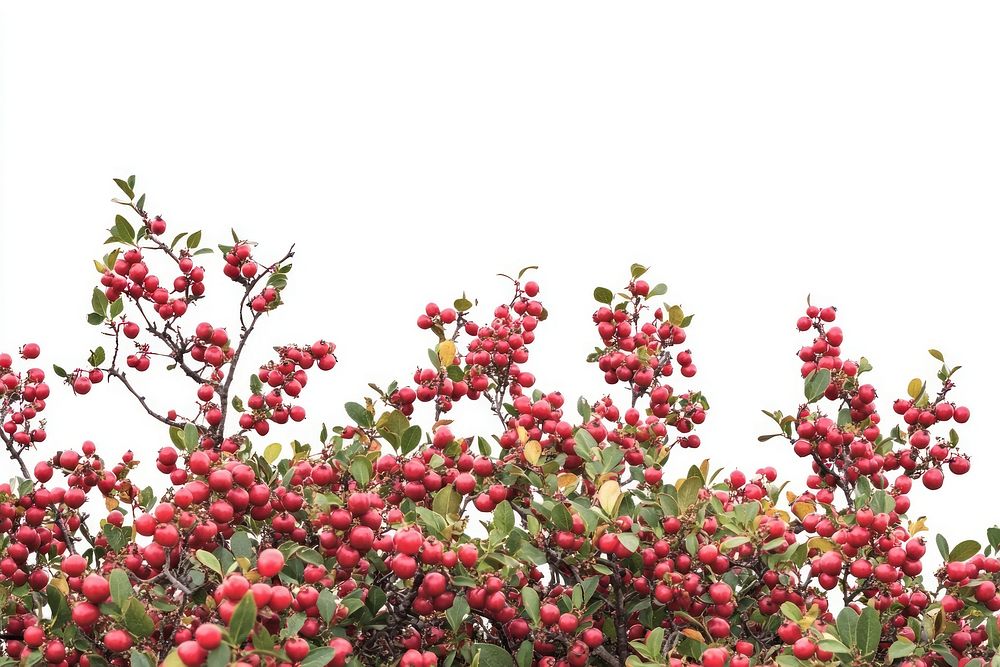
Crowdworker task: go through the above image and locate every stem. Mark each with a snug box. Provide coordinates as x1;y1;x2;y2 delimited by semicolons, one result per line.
0;429;78;556
214;246;295;439
105;368;182;428
609;560;630;663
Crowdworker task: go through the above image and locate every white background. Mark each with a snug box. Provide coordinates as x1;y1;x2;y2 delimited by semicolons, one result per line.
1;4;998;562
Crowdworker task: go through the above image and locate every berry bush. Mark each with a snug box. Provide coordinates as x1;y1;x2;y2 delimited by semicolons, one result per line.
1;177;997;667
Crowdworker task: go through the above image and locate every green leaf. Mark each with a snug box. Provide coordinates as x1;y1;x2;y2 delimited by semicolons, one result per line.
122;598;155;638
515;641;533;667
493;501;515;535
855;605;880;656
109;569;132;607
183;423;200;452
887;639;915;660
618;532;640;553
129;651;153;667
929;349;945;362
446;595;470;632
817;637;850;654
804;368;831;403
780;602;803;621
454;297;474;311
950;539;981;562
87;312;104;325
471;644;514;667
630;263;648;279
433;485;459;518
230;531;254;559
229;593;257;644
206;646;230;667
401;425;422;455
647;283;667;298
187;230;202;248
345;401;373;428
549;502;572;532
573;429;597;461
936;534;950;561
350;455;373;488
836;607;859;649
318;588;336;623
196;549;223;577
109;298;124;318
593;287;613;304
52;365;68;378
113;178;134;199
521;586;540;624
301;648;335;667
46;584;70;625
295;547;324;565
114;214;135;243
92;287;109;315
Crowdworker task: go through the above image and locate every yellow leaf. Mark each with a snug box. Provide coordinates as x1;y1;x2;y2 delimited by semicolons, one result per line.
524;440;541;465
798;603;820;631
909;516;929;535
50;575;69;595
597;480;622;516
907;378;923;400
680;628;704;642
93;260;107;274
105;497;119;512
699;459;710;479
161;650;185;667
557;473;579;493
236;557;252;573
807;537;836;553
516;426;529;445
786;491;798;505
791;500;816;521
437;340;457;367
263;442;282;464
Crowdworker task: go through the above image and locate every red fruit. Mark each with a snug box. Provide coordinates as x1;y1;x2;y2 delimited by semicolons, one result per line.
23;626;44;648
540;603;560;626
61;554;88;577
82;574;110;603
177;640;207;666
103;629;133;653
558;613;579;633
257;548;285;577
285;638;310;661
329;637;353;666
194;623;223;650
701;648;729;667
457;544;478;568
392;554;418;579
708;582;732;604
922;468;944;490
72;602;100;627
792;638;816;660
394;529;423;555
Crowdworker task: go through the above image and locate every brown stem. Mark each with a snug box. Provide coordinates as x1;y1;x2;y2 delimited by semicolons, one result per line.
214;246;295;439
609;560;630;663
105;368;182;428
0;429;78;556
